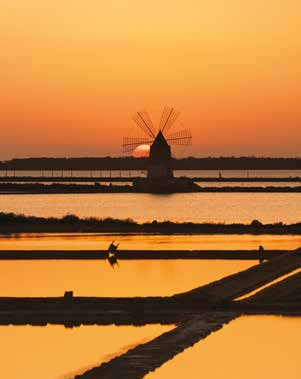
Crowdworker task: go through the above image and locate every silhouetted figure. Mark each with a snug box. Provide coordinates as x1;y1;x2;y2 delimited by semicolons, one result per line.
258;245;265;264
107;241;119;268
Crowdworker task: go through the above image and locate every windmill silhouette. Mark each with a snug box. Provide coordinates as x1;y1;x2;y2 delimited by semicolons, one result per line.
123;107;194;192
122;107;192;154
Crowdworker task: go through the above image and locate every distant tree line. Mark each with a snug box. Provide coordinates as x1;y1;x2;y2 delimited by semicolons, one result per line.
0;212;301;234
1;157;301;170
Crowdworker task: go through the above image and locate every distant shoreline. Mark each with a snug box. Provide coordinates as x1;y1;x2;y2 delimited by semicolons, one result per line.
2;156;301;171
0;212;301;234
2;182;301;194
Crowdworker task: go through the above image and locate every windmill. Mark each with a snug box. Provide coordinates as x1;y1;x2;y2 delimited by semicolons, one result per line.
122;107;192;157
122;107;192;190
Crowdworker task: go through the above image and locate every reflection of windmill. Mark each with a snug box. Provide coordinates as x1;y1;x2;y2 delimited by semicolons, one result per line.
122;107;192;155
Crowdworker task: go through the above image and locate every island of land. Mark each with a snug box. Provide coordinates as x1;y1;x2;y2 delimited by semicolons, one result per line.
2;156;301;171
2;182;301;194
0;212;301;235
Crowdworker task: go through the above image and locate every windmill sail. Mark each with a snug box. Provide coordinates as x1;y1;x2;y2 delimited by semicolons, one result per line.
165;129;192;146
138;110;156;137
160;107;180;135
133;110;156;139
123;106;191;153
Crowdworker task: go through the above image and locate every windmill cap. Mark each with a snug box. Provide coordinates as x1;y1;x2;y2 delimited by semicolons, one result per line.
152;131;170;148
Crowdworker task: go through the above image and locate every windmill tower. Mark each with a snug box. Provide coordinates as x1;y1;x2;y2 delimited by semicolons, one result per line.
122;107;192;185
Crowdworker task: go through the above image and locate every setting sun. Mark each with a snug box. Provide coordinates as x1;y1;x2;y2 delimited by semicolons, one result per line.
132;145;150;158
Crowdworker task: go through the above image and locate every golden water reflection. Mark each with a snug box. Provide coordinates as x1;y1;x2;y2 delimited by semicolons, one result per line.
0;192;301;223
0;260;252;297
1;233;301;251
0;234;300;297
146;316;301;379
0;233;300;378
0;324;173;379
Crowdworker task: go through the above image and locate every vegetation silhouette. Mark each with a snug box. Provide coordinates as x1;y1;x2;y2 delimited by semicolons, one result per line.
2;156;301;170
0;212;301;234
2;182;301;194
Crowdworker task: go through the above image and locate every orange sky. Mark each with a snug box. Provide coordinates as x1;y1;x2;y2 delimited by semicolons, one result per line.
1;1;301;159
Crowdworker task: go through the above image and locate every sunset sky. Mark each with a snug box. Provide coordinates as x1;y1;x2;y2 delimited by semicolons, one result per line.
1;1;301;159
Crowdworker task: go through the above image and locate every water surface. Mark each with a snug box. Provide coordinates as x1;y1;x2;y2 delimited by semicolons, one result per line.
0;192;301;223
0;259;252;297
146;316;301;379
0;324;172;379
1;233;299;297
1;233;301;251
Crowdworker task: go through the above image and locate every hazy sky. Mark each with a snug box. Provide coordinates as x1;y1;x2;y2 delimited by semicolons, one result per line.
1;1;301;159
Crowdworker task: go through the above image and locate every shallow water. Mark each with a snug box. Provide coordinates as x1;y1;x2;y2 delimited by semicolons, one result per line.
1;233;301;251
146;315;301;379
0;324;173;379
0;259;252;297
0;233;299;297
0;192;301;224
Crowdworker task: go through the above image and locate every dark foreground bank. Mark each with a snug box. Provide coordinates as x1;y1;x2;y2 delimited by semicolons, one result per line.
2;156;301;170
2;182;301;194
0;212;301;234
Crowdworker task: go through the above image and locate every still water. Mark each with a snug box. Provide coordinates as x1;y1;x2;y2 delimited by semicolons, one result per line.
0;234;300;378
1;233;300;297
0;324;173;379
0;192;301;223
146;316;301;379
1;233;301;251
2;232;300;298
0;259;252;297
2;316;300;379
0;238;251;378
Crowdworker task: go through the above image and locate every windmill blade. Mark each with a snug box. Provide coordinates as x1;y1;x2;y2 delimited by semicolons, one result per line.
122;137;153;153
159;107;180;135
165;129;192;146
133;110;156;139
138;109;157;137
